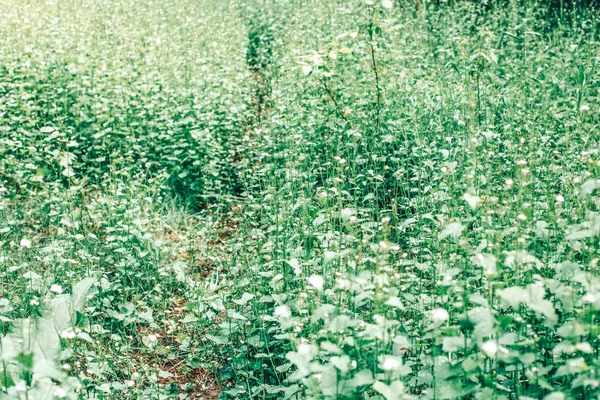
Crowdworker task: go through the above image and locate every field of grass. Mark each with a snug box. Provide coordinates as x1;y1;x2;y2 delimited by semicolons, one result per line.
1;0;600;399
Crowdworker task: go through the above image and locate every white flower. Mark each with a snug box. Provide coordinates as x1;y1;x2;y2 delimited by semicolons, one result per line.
297;342;313;355
20;238;32;248
555;194;565;203
60;330;76;339
349;216;358;224
505;179;514;187
15;380;27;392
50;284;63;294
380;356;401;371
147;334;158;342
382;0;393;8
517;213;527;221
53;387;67;398
580;104;590;112
379;241;391;251
307;275;324;291
126;380;135;387
582;293;596;303
481;340;498;357
274;305;291;318
431;308;449;323
29;299;39;306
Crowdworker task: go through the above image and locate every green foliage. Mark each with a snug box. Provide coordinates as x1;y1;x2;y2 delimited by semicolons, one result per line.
2;0;600;399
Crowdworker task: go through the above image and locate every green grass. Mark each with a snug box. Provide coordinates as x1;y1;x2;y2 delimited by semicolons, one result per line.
1;0;600;399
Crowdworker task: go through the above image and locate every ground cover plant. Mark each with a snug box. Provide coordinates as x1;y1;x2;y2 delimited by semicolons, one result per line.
1;0;600;399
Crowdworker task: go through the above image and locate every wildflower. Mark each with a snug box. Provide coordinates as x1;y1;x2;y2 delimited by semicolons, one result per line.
126;380;135;387
274;305;291;318
379;241;391;251
517;213;527;221
582;293;596;303
20;238;32;248
555;194;565;203
431;308;449;323
15;380;27;392
60;330;76;339
580;104;590;112
50;284;63;294
147;334;158;343
307;275;324;291
505;179;514;187
29;299;39;306
349;216;358;223
380;356;401;371
481;340;498;357
53;388;67;398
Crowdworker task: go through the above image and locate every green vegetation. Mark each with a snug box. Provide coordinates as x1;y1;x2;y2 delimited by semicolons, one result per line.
1;0;600;399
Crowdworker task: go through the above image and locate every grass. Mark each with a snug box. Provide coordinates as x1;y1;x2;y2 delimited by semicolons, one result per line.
1;0;600;399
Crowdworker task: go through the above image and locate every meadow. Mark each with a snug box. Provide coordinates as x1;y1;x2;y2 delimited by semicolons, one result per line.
1;0;600;399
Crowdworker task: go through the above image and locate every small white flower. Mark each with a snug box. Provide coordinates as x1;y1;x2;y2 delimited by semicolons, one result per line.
60;330;76;339
147;334;158;343
516;160;527;166
297;342;312;355
582;293;596;303
20;238;32;248
381;356;401;371
50;284;63;294
505;179;514;187
53;387;67;398
126;380;135;387
481;340;498;357
15;380;27;392
431;308;449;323
517;213;527;221
349;216;358;224
29;299;39;306
307;275;324;291
274;305;291;318
555;194;565;203
580;104;590;112
379;241;391;251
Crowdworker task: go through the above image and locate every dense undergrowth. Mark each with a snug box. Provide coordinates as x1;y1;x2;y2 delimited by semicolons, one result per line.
1;0;600;399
